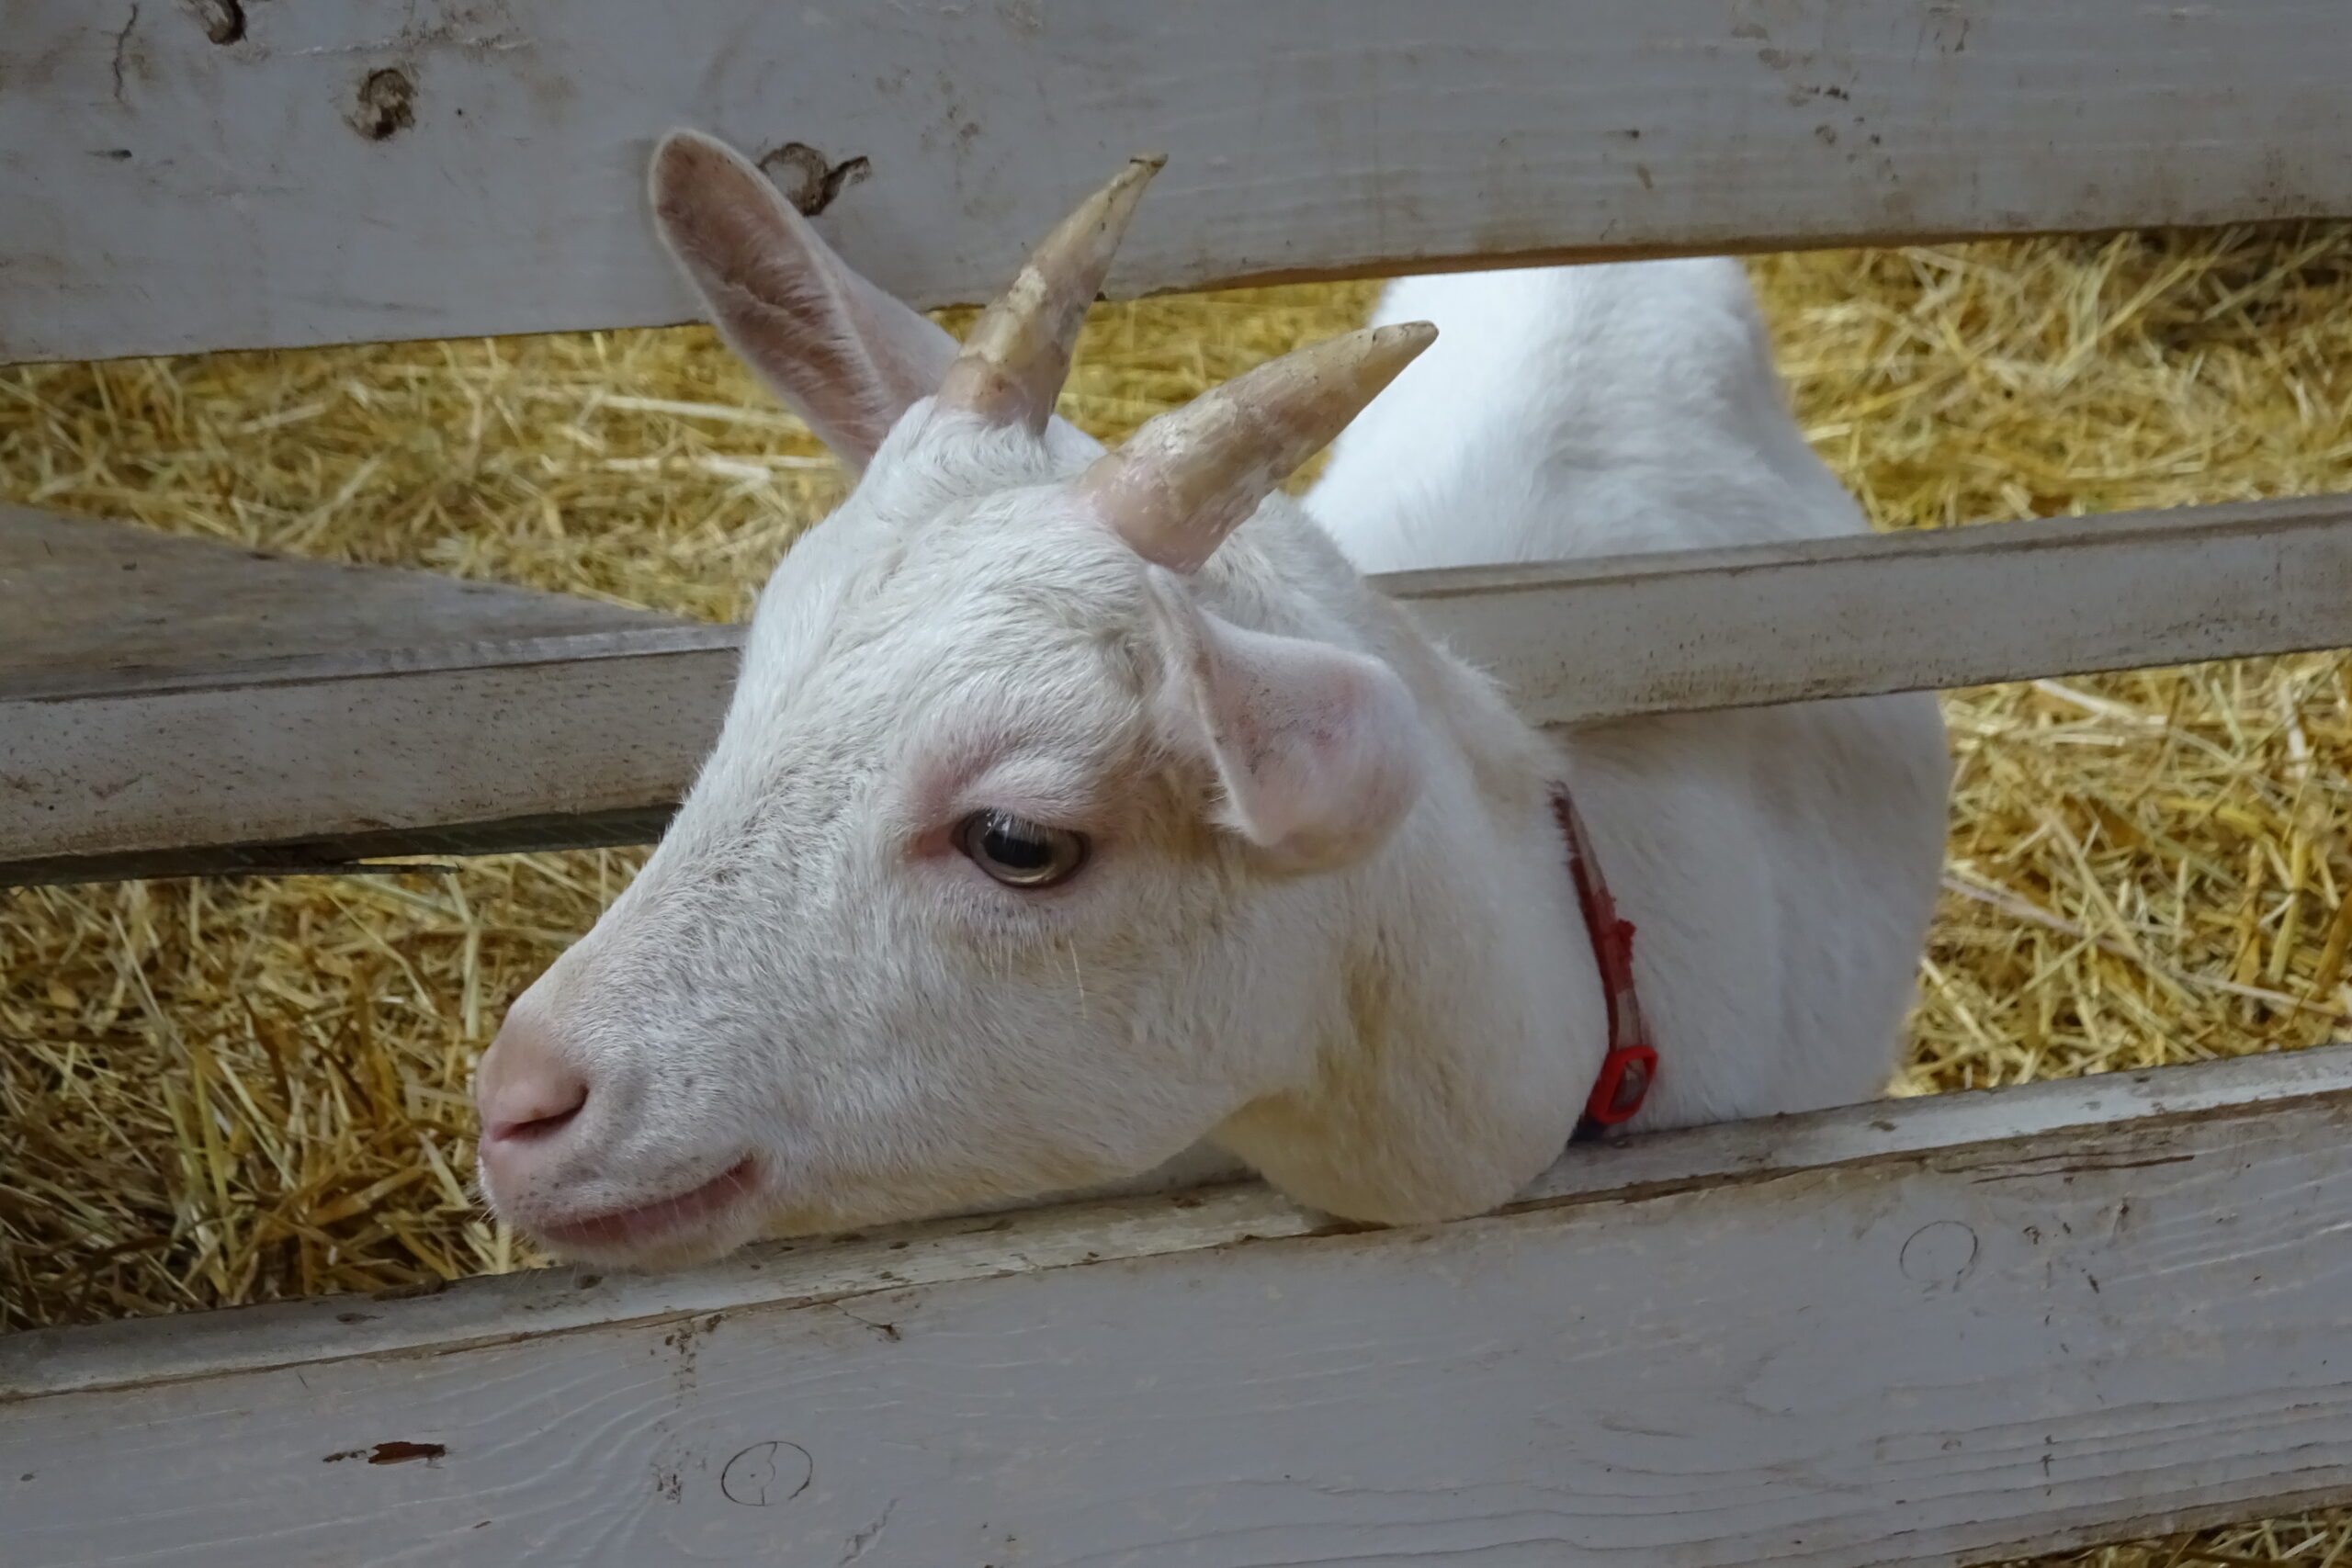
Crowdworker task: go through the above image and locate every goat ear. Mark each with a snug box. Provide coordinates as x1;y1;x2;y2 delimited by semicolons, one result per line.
650;130;956;469
1161;597;1424;872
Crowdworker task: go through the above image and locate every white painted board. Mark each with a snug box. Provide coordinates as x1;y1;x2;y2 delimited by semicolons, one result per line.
7;1047;2352;1567
1396;492;2352;725
8;493;2352;881
8;0;2352;363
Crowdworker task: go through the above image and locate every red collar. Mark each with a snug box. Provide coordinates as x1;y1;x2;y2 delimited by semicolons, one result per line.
1553;785;1657;1142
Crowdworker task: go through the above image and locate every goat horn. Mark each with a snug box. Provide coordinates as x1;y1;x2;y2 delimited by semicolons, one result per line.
935;156;1165;431
1077;321;1436;571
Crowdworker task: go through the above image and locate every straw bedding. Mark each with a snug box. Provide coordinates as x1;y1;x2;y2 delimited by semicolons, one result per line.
6;229;2352;1567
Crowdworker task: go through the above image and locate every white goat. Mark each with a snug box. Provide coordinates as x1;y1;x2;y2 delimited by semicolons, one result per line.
473;133;1949;1268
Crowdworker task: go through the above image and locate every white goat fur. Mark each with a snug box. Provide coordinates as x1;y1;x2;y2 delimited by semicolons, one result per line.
481;157;1949;1266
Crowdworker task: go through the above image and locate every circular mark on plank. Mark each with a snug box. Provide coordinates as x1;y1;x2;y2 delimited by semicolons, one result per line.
350;68;416;141
720;1440;812;1506
1899;1220;1980;1285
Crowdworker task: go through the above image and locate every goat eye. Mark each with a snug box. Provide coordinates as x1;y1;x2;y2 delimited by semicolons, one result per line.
955;810;1089;888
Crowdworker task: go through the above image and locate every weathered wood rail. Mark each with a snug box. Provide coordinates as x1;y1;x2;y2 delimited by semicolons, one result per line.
8;493;2352;884
7;1050;2352;1567
7;1;2352;362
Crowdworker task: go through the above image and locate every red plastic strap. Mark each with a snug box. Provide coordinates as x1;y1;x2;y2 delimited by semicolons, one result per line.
1553;786;1657;1133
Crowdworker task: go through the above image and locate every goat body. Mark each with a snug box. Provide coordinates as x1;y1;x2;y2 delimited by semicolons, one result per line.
1311;260;1951;1130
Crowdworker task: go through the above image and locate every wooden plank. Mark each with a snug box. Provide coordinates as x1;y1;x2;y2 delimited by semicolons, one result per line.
0;624;740;882
0;506;716;881
1390;492;2352;725
9;494;2352;884
0;504;679;693
0;808;682;885
12;1045;2339;1399
7;1047;2352;1568
8;1;2352;364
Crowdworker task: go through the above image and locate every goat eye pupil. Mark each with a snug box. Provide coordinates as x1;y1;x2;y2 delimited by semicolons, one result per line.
983;819;1049;869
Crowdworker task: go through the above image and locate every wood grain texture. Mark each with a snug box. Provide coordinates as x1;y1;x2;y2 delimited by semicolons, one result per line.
0;626;738;872
1396;493;2352;724
0;505;677;694
13;1045;2341;1400
10;495;2352;882
0;808;682;886
8;1047;2352;1568
7;0;2352;363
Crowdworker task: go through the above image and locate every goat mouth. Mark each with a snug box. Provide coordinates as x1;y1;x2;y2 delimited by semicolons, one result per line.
533;1156;763;1253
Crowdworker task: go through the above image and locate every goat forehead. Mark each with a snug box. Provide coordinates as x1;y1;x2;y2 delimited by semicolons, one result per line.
746;497;1154;709
887;494;1146;617
678;570;1157;857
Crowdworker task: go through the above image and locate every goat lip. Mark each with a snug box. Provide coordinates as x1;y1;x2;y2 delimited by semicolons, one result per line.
534;1156;763;1251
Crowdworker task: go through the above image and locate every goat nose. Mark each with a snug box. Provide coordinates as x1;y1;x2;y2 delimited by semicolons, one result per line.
476;1010;591;1149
